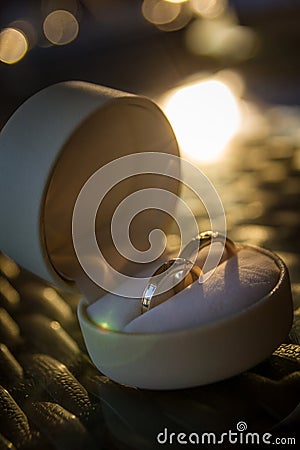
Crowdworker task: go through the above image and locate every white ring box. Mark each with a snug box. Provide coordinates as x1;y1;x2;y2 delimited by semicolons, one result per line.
0;81;293;390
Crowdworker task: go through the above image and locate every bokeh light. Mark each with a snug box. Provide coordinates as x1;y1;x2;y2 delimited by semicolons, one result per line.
9;20;38;50
164;0;188;3
142;0;181;26
186;15;258;60
216;25;258;60
216;69;245;97
191;0;227;19
162;79;241;163
43;9;79;46
156;2;192;31
0;28;28;64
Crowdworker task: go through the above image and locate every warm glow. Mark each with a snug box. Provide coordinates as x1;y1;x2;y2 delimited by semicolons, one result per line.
164;0;188;3
43;10;79;46
191;0;227;19
186;15;258;61
9;20;38;49
163;80;241;163
142;0;181;25
216;69;245;97
156;14;191;31
0;28;28;64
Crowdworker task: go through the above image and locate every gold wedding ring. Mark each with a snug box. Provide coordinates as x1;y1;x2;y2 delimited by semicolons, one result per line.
141;258;201;314
141;231;237;314
179;230;237;263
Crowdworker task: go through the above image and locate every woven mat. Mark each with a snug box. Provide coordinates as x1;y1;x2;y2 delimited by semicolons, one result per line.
0;254;299;450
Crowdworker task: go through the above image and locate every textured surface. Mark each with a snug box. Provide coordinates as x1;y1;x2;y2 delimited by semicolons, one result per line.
0;104;300;449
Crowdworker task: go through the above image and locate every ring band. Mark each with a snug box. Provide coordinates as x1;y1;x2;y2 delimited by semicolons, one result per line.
141;231;237;314
141;258;201;314
179;231;237;263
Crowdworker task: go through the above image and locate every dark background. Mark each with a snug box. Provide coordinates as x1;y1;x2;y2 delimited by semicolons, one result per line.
1;0;300;129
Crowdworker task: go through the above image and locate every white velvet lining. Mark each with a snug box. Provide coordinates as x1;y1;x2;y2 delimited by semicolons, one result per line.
87;247;280;334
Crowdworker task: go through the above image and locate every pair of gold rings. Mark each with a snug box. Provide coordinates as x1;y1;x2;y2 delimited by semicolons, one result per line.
141;231;237;314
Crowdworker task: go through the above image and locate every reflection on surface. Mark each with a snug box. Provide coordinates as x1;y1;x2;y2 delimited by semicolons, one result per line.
0;254;20;279
0;28;28;64
0;277;20;305
98;321;110;330
43;287;63;302
162;78;241;163
43;9;79;46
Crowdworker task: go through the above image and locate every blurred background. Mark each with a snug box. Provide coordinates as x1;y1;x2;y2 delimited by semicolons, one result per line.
1;0;300;123
0;1;299;164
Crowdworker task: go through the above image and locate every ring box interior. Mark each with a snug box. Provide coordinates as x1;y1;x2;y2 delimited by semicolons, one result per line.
80;244;293;389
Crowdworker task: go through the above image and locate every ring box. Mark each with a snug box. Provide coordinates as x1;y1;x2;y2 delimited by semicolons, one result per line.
0;81;293;389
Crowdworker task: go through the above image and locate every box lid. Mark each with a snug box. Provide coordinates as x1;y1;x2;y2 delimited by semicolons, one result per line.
0;81;180;293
